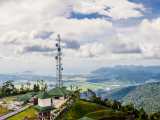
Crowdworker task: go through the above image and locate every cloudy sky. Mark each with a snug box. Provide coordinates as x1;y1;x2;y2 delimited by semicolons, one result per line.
0;0;160;74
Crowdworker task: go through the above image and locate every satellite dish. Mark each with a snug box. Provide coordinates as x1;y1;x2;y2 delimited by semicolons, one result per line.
9;101;14;104
58;48;61;52
8;102;14;110
55;43;58;47
55;56;58;60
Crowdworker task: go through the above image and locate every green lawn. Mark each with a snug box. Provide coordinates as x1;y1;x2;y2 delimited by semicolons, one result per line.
0;104;10;116
22;103;28;107
7;107;38;120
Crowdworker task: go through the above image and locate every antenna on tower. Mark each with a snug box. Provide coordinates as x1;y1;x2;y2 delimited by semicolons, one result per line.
55;34;63;88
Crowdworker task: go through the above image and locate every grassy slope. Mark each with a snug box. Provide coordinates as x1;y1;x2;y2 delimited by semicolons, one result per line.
85;110;115;119
57;101;106;120
57;101;126;120
7;107;37;120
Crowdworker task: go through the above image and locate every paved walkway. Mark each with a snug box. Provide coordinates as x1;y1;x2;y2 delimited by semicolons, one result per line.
0;103;33;120
50;96;71;116
54;97;71;108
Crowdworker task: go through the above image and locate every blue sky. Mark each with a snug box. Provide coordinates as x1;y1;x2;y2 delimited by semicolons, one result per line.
0;0;160;74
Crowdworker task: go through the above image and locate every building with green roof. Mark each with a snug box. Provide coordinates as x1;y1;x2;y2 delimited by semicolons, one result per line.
47;87;72;106
33;91;56;120
27;92;37;97
14;92;38;105
14;94;32;105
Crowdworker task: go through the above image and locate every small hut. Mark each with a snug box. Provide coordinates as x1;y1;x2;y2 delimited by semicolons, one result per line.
33;91;56;120
14;94;32;105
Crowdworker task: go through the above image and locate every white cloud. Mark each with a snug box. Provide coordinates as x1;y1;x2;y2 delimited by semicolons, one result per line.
66;42;107;58
47;17;115;40
31;29;53;39
0;0;159;74
73;0;146;19
140;18;160;39
0;0;145;35
0;30;30;45
110;33;141;54
0;0;73;33
140;43;160;59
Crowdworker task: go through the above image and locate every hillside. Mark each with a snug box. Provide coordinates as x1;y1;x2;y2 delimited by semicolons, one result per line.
115;71;159;83
57;101;126;120
104;82;160;113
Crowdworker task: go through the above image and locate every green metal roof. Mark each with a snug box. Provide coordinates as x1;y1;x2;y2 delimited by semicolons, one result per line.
36;91;52;99
77;117;95;120
61;88;72;95
27;92;37;97
32;105;56;113
14;94;32;101
47;87;72;96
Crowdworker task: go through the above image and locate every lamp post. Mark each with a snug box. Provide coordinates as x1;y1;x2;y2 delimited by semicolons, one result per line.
3;90;5;120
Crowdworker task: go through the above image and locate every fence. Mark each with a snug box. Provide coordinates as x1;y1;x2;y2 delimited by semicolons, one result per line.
52;100;74;120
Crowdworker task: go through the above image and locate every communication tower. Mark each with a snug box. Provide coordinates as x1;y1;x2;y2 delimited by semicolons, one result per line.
55;34;63;87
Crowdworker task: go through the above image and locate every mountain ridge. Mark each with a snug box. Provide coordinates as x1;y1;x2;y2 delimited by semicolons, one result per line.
104;81;160;113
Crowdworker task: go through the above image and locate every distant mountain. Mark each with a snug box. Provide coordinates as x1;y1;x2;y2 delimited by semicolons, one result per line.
92;65;160;74
91;68;133;76
115;71;160;83
91;65;160;84
104;82;160;114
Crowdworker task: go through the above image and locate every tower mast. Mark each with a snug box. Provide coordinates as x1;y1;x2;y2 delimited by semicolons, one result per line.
55;34;63;88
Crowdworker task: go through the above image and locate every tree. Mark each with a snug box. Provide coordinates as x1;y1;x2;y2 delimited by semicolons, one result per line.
112;100;119;109
11;88;19;95
83;91;88;100
1;80;14;96
33;98;38;105
70;84;73;91
33;84;37;92
20;83;24;94
139;108;148;119
108;97;113;108
33;83;40;92
27;80;31;91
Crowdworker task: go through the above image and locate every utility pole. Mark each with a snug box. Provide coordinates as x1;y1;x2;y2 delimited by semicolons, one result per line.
55;34;63;88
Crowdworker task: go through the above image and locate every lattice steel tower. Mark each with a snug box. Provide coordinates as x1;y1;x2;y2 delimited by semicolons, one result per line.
55;34;63;87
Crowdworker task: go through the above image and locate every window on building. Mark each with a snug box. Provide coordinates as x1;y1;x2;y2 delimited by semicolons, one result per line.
55;97;59;99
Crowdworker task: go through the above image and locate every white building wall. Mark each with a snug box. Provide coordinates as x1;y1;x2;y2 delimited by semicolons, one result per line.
52;99;62;106
38;98;51;107
15;101;24;105
60;96;64;99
